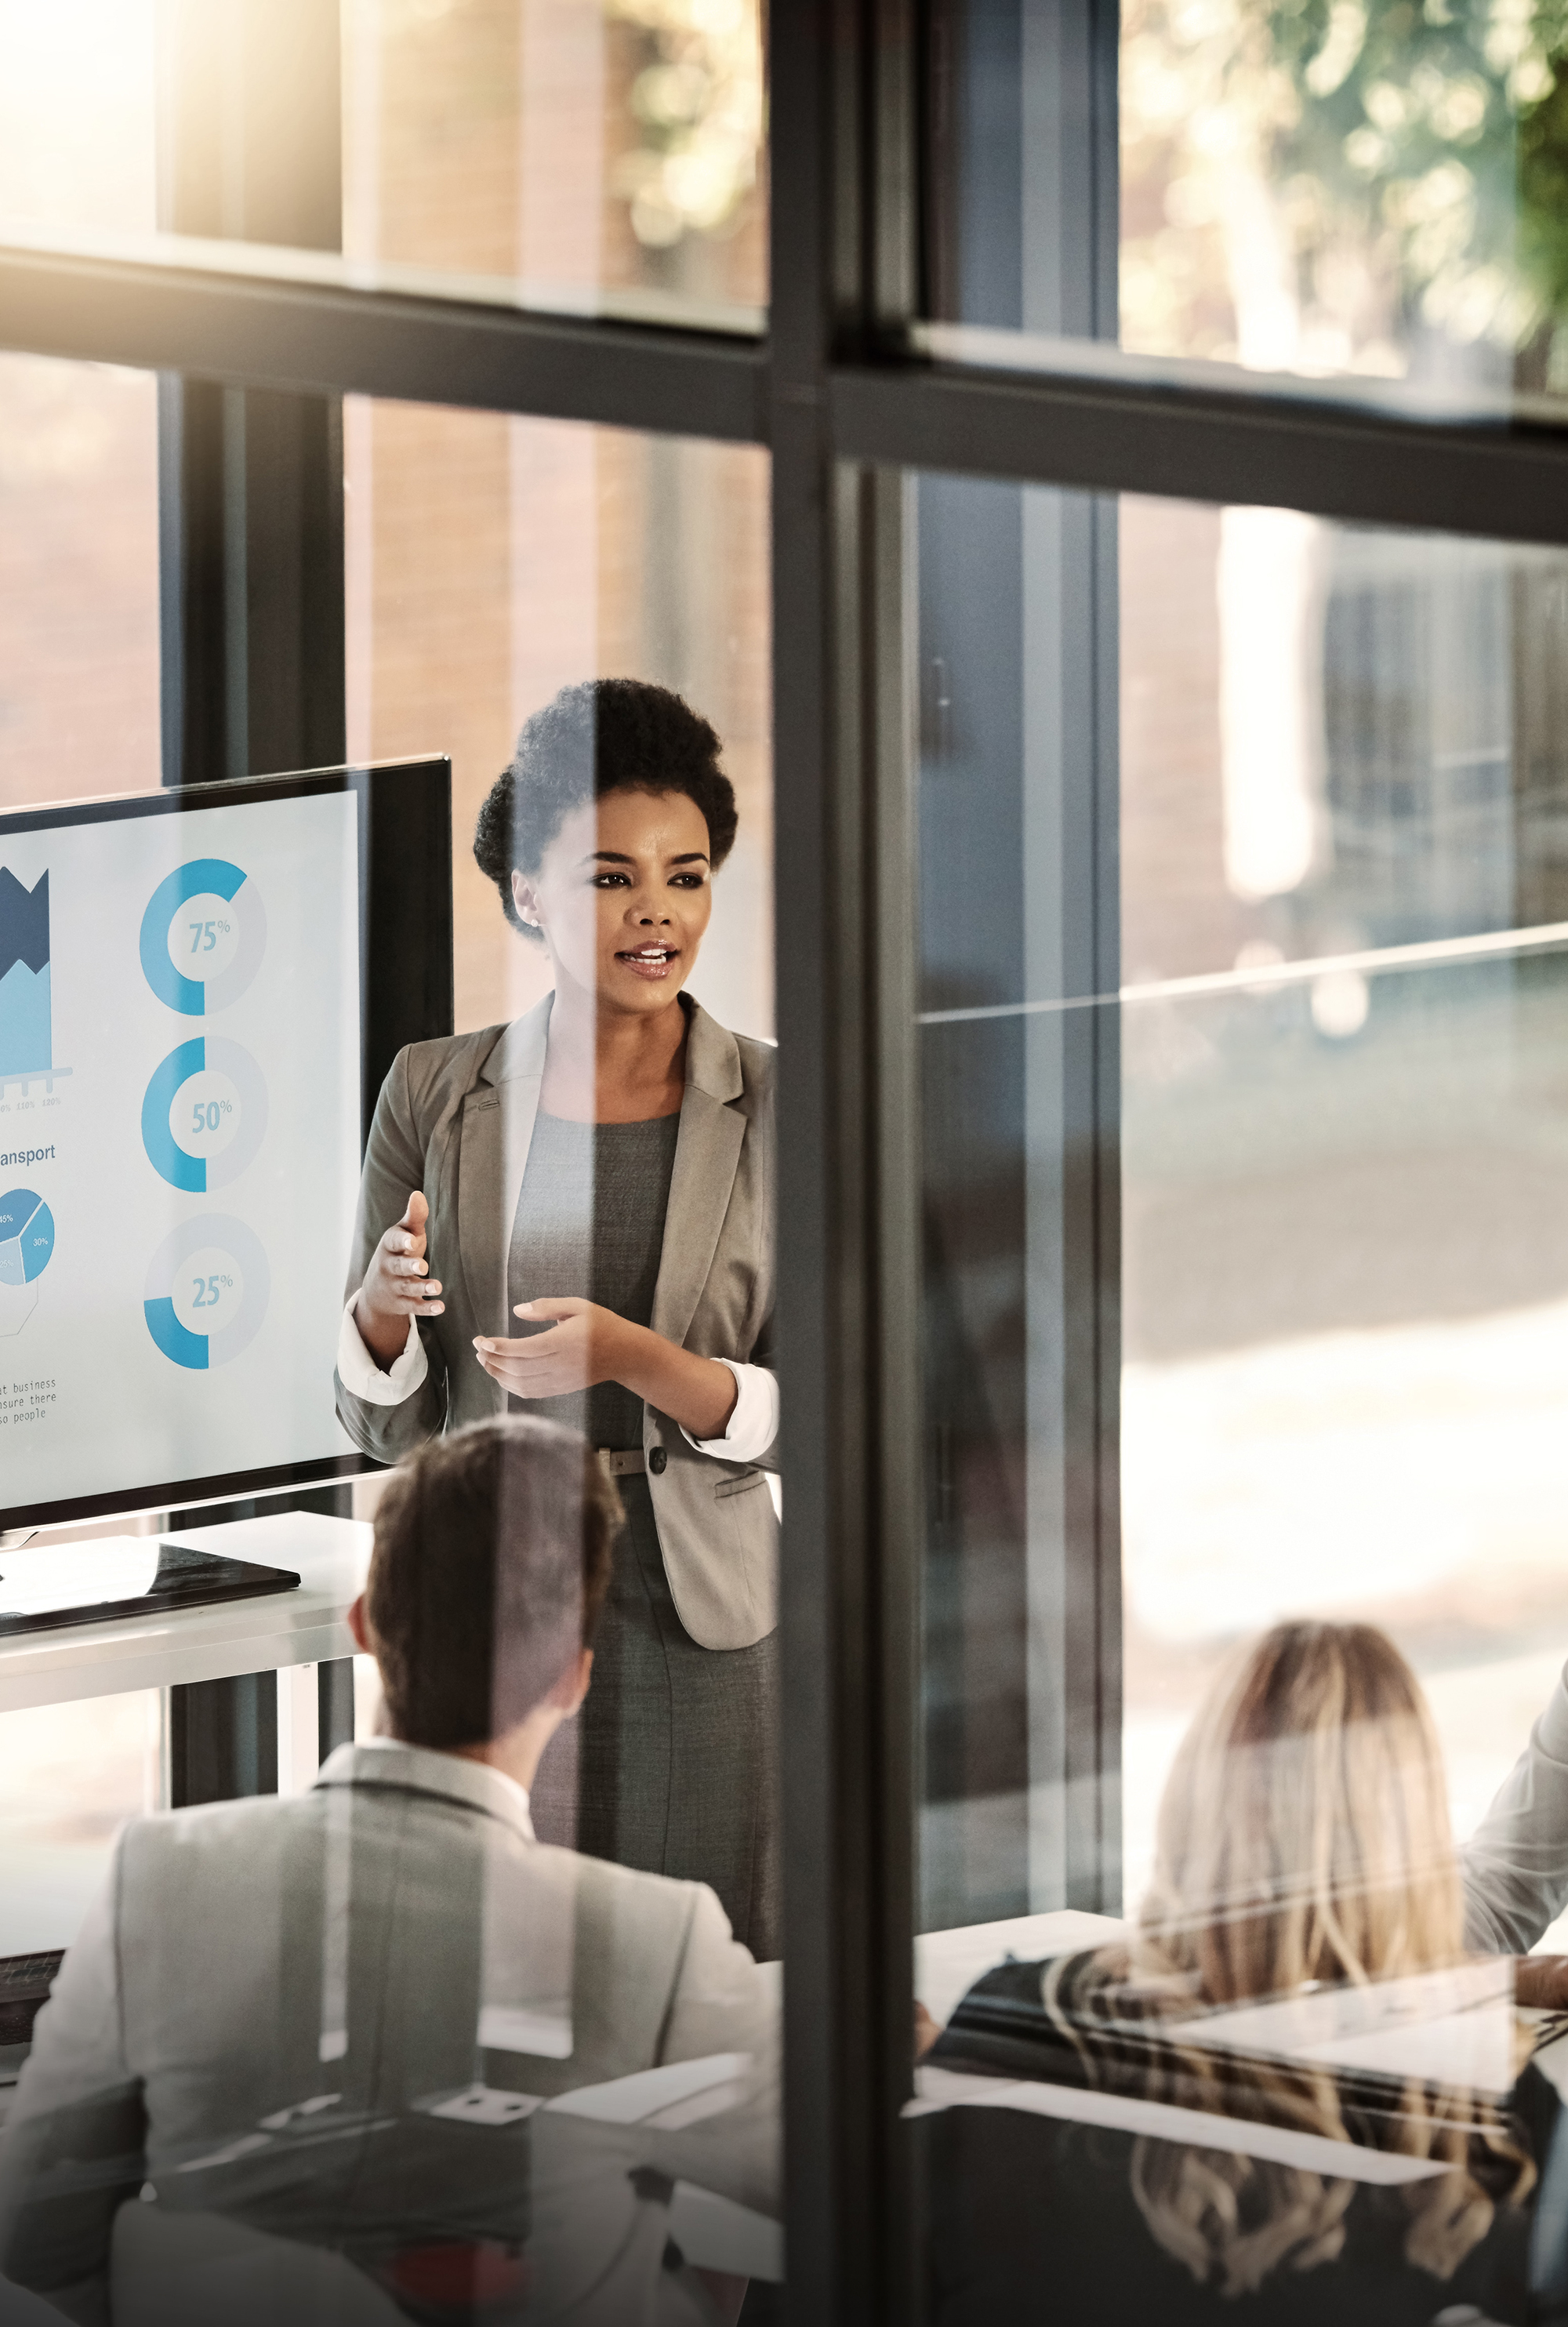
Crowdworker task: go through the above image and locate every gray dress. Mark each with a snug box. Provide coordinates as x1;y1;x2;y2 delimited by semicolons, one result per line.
507;1111;779;1959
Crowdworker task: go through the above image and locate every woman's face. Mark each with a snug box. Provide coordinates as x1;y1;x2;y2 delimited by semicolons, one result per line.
512;786;715;1016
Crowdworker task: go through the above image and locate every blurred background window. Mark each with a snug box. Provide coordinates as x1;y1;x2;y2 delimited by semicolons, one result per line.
0;0;765;323
914;473;1568;1951
0;1695;161;1961
0;1;161;813
0;0;155;238
0;355;161;811
344;401;771;1038
1119;0;1568;398
1118;494;1568;1934
343;0;765;317
925;0;1568;409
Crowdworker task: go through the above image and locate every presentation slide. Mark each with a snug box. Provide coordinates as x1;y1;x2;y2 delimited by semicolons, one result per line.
0;786;361;1518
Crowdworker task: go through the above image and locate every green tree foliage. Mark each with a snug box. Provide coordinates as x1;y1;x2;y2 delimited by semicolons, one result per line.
1121;0;1568;383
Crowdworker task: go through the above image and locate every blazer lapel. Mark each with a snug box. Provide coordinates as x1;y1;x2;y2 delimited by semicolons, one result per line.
457;994;551;1346
651;1003;746;1352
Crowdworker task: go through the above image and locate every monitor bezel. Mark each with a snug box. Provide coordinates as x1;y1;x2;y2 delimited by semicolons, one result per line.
0;757;454;1534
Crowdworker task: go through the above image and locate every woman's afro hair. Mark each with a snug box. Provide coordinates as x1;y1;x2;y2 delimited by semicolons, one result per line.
474;677;739;938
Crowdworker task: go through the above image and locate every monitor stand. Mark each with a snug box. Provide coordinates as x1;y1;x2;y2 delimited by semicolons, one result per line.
0;1537;301;1638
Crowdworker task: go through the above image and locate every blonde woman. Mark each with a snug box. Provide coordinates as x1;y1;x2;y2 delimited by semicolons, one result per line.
924;1623;1555;2323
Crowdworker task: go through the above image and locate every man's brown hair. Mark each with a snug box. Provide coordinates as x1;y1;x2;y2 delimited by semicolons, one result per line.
365;1417;622;1749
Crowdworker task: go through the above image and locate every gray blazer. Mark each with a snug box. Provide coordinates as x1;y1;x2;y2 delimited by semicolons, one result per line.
334;994;779;1652
1462;1654;1568;1955
0;1741;779;2321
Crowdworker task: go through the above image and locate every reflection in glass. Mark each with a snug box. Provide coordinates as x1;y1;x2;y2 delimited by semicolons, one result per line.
911;472;1568;1992
924;1;1568;410
0;354;161;811
1121;0;1568;398
0;2;764;327
343;0;765;321
0;0;156;238
344;401;771;1041
914;1623;1557;2321
0;1425;782;2318
0;1688;162;1959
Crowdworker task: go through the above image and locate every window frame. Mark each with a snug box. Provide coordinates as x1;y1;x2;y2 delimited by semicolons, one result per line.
6;5;1568;2318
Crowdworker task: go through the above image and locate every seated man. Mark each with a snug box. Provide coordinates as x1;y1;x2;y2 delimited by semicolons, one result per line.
1464;1654;1568;1997
0;1417;778;2325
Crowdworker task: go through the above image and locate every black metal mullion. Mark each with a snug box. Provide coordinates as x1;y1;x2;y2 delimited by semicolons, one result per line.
0;243;767;446
771;3;930;2318
13;236;1568;546
771;5;916;2323
833;361;1568;546
862;463;924;2320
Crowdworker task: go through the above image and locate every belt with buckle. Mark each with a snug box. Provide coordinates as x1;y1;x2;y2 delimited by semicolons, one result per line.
599;1450;646;1477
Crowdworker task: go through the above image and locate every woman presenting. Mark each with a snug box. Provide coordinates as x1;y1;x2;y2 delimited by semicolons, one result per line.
334;680;778;1955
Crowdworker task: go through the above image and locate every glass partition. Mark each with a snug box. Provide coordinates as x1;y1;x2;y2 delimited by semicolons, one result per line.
0;0;156;240
344;397;771;1038
343;0;766;327
0;378;781;2316
0;354;161;810
909;467;1568;2311
0;0;765;334
922;0;1568;419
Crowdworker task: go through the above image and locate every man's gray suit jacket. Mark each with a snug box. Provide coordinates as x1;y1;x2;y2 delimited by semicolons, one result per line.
0;1741;779;2322
1463;1654;1568;1955
333;994;779;1652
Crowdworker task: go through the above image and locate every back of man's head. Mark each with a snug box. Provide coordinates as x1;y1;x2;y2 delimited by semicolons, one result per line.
365;1417;622;1749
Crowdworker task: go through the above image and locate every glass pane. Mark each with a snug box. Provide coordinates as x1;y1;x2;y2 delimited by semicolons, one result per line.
0;353;162;808
344;0;766;325
0;1691;162;1959
0;1;764;332
909;469;1568;2311
924;1;1568;416
345;398;772;1037
0;0;156;238
0;386;782;2312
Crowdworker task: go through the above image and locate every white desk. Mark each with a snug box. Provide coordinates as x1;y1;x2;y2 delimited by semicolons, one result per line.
915;1910;1125;2029
1;1557;1124;2291
0;1512;372;1715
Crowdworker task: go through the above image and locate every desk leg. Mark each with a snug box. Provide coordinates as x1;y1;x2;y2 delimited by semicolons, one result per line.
169;1673;278;1807
319;1658;354;1756
164;1489;356;1806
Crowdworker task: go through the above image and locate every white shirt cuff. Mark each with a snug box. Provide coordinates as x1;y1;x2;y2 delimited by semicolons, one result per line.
683;1360;778;1463
336;1295;430;1407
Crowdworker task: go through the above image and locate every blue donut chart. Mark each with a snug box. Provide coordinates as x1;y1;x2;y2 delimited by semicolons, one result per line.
140;1036;269;1193
144;1214;270;1371
139;858;267;1015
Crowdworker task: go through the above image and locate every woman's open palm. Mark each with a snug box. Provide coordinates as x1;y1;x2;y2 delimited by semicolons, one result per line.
473;1298;633;1401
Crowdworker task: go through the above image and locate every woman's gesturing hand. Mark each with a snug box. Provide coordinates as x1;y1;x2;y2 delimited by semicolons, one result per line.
474;1298;739;1440
473;1299;632;1401
355;1189;444;1368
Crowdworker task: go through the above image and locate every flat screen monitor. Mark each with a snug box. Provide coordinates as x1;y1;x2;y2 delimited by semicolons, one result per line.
0;760;452;1534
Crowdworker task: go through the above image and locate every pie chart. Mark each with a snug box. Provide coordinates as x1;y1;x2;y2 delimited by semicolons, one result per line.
0;1187;53;1337
0;1188;53;1286
143;1214;269;1370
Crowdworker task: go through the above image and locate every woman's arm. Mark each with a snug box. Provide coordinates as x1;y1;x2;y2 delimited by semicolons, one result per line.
472;1300;739;1439
336;1047;451;1455
354;1189;445;1366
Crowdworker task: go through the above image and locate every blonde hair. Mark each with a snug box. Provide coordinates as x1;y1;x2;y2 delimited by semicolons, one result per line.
1047;1622;1534;2297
